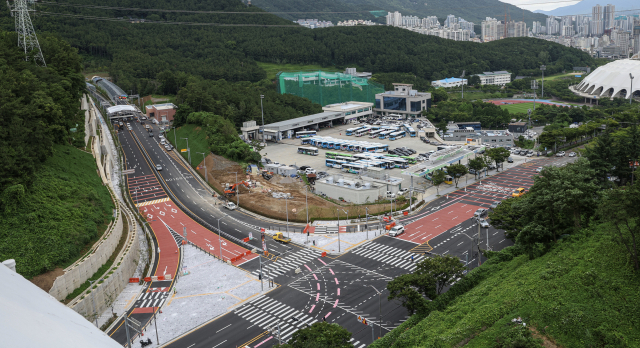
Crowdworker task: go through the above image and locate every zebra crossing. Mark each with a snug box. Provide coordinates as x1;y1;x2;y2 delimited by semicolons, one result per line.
136;197;171;207
351;242;425;271
251;248;322;278
134;290;169;308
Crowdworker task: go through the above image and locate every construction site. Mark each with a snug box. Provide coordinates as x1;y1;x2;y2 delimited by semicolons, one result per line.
196;154;407;223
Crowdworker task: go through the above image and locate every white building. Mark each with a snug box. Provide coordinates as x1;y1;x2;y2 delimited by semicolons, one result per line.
482;17;500;42
475;71;511;86
374;83;431;118
431;77;468;88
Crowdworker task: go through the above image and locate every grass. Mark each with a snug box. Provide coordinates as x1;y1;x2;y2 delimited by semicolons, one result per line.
165;124;210;167
371;223;640;348
499;102;538;114
536;72;584;82
448;91;512;100
0;145;115;279
257;62;342;80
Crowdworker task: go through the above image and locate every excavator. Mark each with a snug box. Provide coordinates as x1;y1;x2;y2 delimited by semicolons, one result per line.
224;181;250;197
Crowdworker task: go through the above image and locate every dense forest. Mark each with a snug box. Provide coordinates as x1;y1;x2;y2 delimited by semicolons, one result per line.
0;30;114;278
0;0;594;98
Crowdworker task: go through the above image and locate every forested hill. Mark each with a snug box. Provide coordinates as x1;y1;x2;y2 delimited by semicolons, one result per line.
0;0;594;96
251;0;548;26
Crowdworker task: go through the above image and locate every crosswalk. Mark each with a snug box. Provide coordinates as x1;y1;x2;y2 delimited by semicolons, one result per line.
251;248;322;278
235;296;367;347
351;242;425;271
134;291;169;308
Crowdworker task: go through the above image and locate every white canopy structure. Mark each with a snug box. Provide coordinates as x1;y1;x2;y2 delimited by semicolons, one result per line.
574;59;640;99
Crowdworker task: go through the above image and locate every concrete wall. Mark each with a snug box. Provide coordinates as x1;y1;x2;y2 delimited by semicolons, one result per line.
315;182;382;204
71;206;140;321
49;196;123;301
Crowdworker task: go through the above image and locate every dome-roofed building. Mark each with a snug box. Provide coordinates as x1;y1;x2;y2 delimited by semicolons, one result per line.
573;59;640;100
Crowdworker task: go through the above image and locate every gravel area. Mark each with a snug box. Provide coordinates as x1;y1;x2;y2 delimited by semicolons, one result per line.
146;245;263;347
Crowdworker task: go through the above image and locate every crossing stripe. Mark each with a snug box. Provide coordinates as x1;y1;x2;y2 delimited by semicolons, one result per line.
136;197;171;207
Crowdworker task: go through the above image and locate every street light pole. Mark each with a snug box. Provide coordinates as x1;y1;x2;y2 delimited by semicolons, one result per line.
540;65;546;99
370;285;383;339
365;207;369;240
216;215;227;261
181;137;190;164
172;127;177;147
285;197;290;238
630;73;634;105
197;152;207;184
260;95;265;142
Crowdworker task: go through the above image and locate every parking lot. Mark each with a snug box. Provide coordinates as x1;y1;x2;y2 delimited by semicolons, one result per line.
260;123;441;184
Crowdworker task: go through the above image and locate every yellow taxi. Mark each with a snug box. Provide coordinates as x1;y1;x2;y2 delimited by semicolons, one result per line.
512;187;526;198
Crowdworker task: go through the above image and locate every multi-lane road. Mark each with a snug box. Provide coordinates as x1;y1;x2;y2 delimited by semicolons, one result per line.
103;101;573;347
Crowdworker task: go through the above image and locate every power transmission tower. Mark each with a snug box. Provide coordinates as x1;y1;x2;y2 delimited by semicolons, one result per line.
10;0;46;66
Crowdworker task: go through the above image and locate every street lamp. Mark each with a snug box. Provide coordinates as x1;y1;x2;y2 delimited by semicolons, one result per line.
216;215;227;261
336;209;348;253
227;172;239;208
181;137;190;164
260;95;265;142
284;196;290;238
630;73;634;105
197;152;207;183
370;285;383;339
171;126;177;148
540;65;546;99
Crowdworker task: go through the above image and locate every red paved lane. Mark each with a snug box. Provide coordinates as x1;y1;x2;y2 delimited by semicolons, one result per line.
399;202;483;244
140;201;257;266
141;206;180;278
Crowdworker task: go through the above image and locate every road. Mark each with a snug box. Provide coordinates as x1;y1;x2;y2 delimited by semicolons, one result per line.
103;96;575;347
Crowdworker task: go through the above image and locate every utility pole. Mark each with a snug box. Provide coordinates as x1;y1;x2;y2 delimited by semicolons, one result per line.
181;137;190;164
10;0;46;66
531;79;538;111
172;126;177;147
197;152;207;183
260;95;265;143
365;207;369;240
630;73;634;105
460;70;466;99
216;215;226;261
540;65;546;99
477;222;481;267
370;285;383;339
285;196;290;238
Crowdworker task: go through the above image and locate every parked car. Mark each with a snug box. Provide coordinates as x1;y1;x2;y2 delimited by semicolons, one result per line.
305;168;316;175
569;152;577;157
389;225;405;237
149;132;154;137
386;191;396;199
398;188;409;195
155;164;162;171
556;151;566;157
299;166;310;171
507;157;513;163
165;145;172;151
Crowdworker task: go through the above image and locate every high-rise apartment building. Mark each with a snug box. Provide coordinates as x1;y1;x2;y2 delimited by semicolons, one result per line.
507;21;527;38
402;15;420;27
386;11;402;26
422;16;440;28
603;4;615;29
445;14;458;28
592;5;604;36
546;16;560;35
482;17;500;42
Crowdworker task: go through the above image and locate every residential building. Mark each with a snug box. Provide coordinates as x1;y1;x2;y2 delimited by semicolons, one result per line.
374;83;431;118
445;14;458;28
474;71;511;86
604;4;615;29
344;68;372;79
145;103;177;123
482;17;500;42
422;16;440;28
507;21;527;37
295;19;334;29
546;16;560;35
508;122;527;133
431;77;468;88
592;5;604;36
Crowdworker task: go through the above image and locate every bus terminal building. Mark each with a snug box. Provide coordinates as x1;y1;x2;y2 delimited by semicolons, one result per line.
241;101;373;142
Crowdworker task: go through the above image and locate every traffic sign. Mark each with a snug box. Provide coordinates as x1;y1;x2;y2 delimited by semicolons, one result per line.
181;149;187;153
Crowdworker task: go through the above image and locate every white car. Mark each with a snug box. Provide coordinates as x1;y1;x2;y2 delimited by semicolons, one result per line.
556;151;566;157
569;152;577;157
536;167;543;172
386;191;396;199
389;225;405;237
305;168;316;175
398;188;409;195
474;208;487;218
224;202;237;210
478;219;490;228
155;164;162;171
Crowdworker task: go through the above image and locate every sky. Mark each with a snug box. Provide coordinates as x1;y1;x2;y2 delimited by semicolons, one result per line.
499;0;581;12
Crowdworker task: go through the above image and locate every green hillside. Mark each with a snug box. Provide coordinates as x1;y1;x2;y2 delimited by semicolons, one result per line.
251;0;548;26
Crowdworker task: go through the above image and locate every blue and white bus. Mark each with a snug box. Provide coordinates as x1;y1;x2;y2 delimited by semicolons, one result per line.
375;144;389;152
346;126;367;136
342;163;366;174
379;130;395;139
392;158;409;169
355;127;372;137
403;124;417;137
363;145;378;153
369;129;383;138
297;146;319;156
389;131;406;141
336;155;356;163
325;159;347;169
296;130;317;138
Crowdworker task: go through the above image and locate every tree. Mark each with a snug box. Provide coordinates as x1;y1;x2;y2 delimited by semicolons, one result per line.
387;255;466;314
486;147;511;172
432;88;449;103
275;322;353;348
468;75;481;86
488;197;529;241
431;169;446;195
468;157;486;179
447;163;468;188
598;182;640;271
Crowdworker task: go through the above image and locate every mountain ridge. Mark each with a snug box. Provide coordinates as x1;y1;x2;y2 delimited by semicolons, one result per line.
534;0;639;16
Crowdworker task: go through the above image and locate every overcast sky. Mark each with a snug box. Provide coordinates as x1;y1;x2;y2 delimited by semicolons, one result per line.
500;0;581;12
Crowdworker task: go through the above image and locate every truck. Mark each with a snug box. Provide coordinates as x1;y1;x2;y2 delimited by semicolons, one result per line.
272;232;291;244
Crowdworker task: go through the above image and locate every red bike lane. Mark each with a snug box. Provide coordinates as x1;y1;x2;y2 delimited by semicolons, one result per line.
399;202;483;244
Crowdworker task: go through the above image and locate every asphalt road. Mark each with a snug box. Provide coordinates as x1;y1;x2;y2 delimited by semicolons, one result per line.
104;101;577;347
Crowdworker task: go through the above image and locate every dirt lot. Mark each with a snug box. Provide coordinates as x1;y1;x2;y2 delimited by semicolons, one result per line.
198;154;400;222
30;267;64;292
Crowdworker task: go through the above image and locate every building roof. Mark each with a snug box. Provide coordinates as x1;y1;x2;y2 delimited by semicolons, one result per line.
106;105;136;114
435;77;466;83
263;111;342;130
477;71;510;76
575;59;640;100
0;264;121;348
509;122;527;126
323;101;373;111
146;103;177;111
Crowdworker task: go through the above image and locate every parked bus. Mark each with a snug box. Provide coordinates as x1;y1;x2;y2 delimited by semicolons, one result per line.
378;130;395;139
403;124;417;137
388;131;406;141
342;163;366;174
325;152;339;159
400;156;417;164
369;129;383;138
375;144;389;152
325;159;347;169
392;158;409;169
298;146;319;156
296;130;317;138
378;159;396;169
336;155;356;163
346;126;366;136
355;127;372;137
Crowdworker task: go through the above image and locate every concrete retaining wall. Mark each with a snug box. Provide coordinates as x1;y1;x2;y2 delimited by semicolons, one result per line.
70;206;140;321
48;193;123;301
